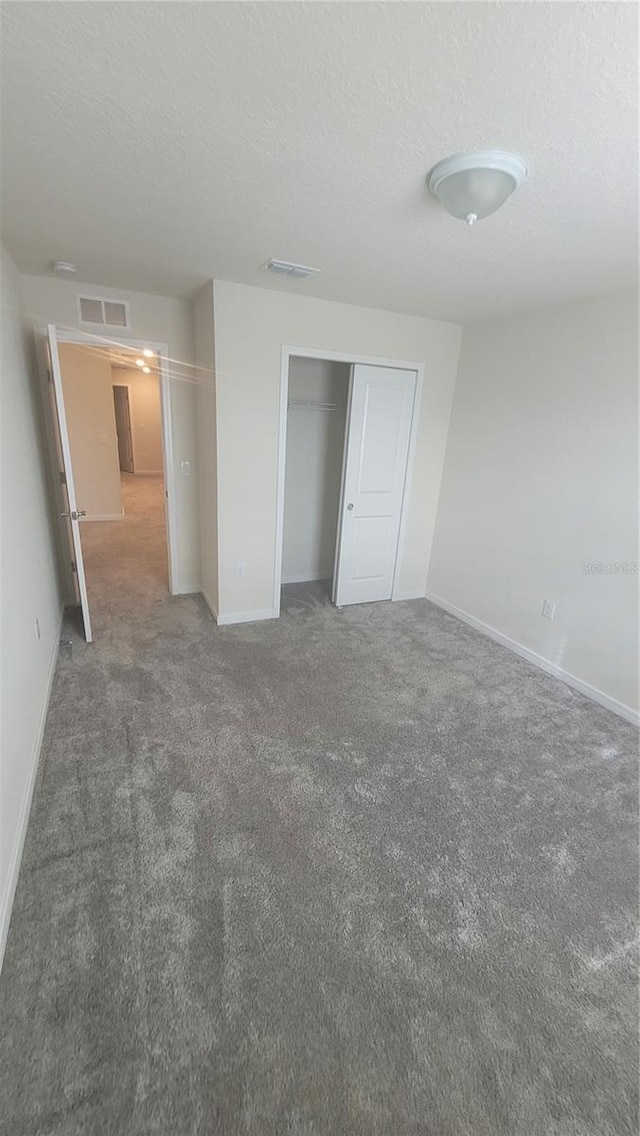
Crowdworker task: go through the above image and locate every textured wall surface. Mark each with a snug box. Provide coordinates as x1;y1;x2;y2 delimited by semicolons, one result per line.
0;244;61;965
429;288;639;714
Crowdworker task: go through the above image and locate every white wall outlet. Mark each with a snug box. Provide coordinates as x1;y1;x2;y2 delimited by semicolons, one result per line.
234;562;245;578
180;461;191;477
34;617;41;642
542;599;556;620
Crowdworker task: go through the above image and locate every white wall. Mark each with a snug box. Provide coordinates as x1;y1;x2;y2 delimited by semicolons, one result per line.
193;282;218;616
428;289;639;718
1;245;62;966
58;344;123;519
114;366;163;474
212;280;462;618
20;274;200;591
283;357;349;583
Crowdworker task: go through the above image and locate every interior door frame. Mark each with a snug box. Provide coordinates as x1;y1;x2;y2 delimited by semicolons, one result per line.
53;328;179;595
274;346;424;617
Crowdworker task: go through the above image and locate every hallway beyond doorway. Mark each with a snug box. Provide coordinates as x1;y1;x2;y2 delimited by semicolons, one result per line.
79;473;168;631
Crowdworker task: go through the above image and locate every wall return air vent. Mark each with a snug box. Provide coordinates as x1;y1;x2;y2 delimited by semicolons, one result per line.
77;295;130;328
261;259;321;280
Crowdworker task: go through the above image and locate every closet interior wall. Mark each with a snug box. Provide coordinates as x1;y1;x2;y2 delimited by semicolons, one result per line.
282;357;350;586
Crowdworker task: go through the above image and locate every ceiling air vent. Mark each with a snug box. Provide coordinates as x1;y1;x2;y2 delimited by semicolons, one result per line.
261;259;321;280
77;295;130;328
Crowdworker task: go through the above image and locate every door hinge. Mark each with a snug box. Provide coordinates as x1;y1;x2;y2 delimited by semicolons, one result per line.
60;471;67;485
46;367;52;383
71;560;77;573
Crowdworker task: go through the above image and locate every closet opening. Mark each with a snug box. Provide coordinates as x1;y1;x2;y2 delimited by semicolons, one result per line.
280;355;350;610
275;346;423;619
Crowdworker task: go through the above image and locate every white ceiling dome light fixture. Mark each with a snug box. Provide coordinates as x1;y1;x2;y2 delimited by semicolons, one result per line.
50;259;77;274
427;150;528;226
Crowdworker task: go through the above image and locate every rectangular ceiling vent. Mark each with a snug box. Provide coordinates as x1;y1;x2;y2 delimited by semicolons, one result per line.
261;259;321;280
77;295;130;328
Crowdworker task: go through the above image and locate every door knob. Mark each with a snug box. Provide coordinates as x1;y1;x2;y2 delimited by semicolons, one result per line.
347;503;354;511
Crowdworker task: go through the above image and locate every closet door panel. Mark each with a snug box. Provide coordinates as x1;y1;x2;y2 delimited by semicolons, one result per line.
334;365;416;606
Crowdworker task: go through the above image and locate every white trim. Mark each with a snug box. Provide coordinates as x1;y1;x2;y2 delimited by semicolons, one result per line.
53;329;179;596
426;591;639;727
80;512;124;522
0;606;63;972
274;346;425;618
282;571;333;585
392;589;426;602
200;588;219;623
217;608;277;627
172;583;200;595
131;470;163;476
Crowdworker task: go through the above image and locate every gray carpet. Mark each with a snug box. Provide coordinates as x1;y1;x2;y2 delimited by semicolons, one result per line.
1;477;638;1135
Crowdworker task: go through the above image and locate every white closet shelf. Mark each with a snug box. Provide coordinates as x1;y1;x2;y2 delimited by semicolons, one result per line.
288;400;342;411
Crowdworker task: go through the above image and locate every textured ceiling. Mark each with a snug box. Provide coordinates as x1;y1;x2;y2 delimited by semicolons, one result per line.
1;2;637;322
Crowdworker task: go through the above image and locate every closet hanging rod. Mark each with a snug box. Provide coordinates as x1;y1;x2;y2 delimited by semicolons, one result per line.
287;400;341;411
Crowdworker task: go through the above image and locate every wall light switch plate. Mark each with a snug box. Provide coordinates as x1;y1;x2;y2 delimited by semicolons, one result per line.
234;562;245;578
542;599;556;620
181;461;191;477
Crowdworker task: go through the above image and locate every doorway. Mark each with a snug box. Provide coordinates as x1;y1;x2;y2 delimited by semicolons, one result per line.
277;349;422;617
113;385;135;472
35;325;177;641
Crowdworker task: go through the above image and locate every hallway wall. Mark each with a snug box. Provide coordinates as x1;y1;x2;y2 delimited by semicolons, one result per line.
59;344;123;520
0;243;62;967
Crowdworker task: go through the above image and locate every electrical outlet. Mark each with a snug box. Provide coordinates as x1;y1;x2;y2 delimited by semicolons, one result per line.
542;599;556;620
234;562;245;578
34;617;41;642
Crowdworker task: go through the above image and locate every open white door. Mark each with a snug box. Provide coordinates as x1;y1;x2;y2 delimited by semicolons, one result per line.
44;324;93;642
334;364;416;607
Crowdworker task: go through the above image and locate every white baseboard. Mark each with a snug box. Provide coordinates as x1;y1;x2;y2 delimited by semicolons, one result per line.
282;571;332;585
0;605;63;972
172;584;201;596
426;591;639;727
133;470;163;476
80;512;124;522
392;589;426;602
217;608;278;627
200;588;219;623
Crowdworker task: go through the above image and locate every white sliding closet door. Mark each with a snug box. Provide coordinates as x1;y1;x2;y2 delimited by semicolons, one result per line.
333;364;416;607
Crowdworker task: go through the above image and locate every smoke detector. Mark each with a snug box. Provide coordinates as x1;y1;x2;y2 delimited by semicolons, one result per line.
51;260;77;274
261;259;321;280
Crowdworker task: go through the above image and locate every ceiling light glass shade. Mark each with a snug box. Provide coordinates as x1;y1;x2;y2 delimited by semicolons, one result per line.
427;151;528;225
